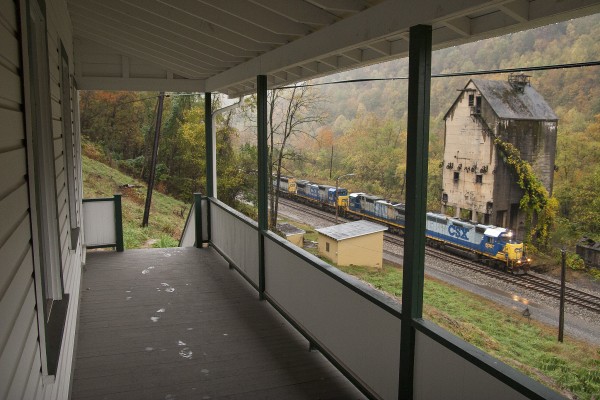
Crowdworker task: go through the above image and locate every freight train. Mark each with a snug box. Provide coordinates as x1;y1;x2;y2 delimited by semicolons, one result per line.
274;175;530;274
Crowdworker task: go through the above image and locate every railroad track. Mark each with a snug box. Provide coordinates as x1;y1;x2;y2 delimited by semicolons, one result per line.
279;197;600;314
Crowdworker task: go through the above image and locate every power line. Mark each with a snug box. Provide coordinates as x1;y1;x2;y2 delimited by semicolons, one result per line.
278;60;600;89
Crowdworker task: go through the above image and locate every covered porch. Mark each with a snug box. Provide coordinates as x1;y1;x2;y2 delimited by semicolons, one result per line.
72;247;365;399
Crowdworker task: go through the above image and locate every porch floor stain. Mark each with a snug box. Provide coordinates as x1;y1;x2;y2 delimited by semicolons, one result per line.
71;247;366;400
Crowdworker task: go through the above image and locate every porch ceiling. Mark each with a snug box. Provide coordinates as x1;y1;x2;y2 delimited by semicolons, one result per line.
68;0;600;96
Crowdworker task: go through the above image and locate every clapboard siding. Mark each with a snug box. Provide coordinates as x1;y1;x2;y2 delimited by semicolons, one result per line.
0;22;19;70
0;0;17;32
23;350;42;400
0;1;83;400
0;148;26;196
0;108;24;150
0;216;30;297
0;253;33;351
0;63;21;104
0;288;36;399
5;290;38;400
0;181;28;241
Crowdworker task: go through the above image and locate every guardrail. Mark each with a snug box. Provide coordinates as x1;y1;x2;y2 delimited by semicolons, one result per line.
82;195;124;251
183;196;564;400
179;193;209;248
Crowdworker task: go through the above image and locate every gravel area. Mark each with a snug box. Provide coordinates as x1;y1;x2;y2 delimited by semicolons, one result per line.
278;202;600;345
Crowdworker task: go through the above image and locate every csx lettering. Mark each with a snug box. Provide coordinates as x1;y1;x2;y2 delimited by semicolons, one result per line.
448;225;469;240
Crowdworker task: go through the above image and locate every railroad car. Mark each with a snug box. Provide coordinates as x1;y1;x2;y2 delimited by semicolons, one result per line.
425;212;529;274
274;176;348;210
275;176;529;273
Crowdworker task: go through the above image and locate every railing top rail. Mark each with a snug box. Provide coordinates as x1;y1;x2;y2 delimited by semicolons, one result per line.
82;197;115;202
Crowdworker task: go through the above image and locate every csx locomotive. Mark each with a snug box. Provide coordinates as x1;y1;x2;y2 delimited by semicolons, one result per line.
274;175;530;274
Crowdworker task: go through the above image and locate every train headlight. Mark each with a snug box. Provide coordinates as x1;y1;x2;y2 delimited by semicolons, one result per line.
527;258;531;263
517;260;521;264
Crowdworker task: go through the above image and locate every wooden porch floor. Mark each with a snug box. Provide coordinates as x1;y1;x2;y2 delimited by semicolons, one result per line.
71;247;366;400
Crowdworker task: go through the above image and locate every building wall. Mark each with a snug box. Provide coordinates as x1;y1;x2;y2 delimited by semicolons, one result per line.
338;233;384;268
443;81;558;236
286;233;304;248
318;234;339;265
319;233;384;269
0;1;83;399
442;82;497;222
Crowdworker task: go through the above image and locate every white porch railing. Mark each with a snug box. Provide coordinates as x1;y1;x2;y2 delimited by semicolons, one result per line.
82;195;124;251
180;197;564;400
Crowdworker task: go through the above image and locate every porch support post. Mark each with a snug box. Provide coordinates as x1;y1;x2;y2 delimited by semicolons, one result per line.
205;92;216;198
114;194;124;252
257;75;268;299
399;24;432;399
194;193;203;248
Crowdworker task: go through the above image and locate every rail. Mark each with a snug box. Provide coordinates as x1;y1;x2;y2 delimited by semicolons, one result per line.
181;197;565;400
82;194;124;251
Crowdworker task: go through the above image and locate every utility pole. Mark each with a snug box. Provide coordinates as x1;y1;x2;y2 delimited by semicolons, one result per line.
558;249;566;342
142;92;165;227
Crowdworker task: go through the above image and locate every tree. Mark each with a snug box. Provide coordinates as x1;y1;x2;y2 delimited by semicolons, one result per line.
267;85;327;229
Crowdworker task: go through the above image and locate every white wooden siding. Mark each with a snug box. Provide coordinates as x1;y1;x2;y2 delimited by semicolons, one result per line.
0;1;39;399
1;0;82;399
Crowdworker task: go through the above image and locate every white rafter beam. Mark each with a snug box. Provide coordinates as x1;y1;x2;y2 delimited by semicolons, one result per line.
498;0;530;23
249;0;338;26
207;0;600;93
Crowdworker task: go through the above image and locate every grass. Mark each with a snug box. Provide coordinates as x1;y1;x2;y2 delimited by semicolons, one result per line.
336;264;600;399
82;154;189;249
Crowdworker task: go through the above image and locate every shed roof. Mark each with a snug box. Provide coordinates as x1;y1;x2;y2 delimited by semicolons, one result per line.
277;223;306;236
316;220;387;241
471;79;558;121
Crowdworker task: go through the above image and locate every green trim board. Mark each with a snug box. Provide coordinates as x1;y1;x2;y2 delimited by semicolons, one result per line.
205;93;213;198
114;194;124;252
82;197;114;202
257;75;268;298
399;24;432;400
194;193;202;248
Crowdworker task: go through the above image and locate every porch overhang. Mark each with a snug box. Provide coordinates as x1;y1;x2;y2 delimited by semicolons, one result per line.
69;0;600;95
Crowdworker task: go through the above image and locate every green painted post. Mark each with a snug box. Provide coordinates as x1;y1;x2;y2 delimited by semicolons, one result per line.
114;194;124;252
205;92;214;198
194;193;202;248
399;25;432;399
257;75;268;299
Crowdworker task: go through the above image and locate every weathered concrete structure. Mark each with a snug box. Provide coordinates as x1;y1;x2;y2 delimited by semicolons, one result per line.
442;75;558;238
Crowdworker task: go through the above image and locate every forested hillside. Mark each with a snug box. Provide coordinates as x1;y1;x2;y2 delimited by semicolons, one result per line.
80;13;600;255
289;13;600;247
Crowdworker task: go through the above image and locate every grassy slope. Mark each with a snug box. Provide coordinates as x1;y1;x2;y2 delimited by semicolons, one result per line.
282;218;600;399
83;154;189;249
339;264;600;399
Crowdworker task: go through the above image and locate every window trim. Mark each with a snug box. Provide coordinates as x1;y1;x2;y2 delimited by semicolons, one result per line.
21;0;69;378
59;41;80;249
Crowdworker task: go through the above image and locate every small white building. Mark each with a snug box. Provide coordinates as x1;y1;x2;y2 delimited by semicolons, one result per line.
316;220;387;268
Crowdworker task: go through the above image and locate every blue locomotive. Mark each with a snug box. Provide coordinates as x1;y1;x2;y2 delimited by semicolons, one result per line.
274;176;530;274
